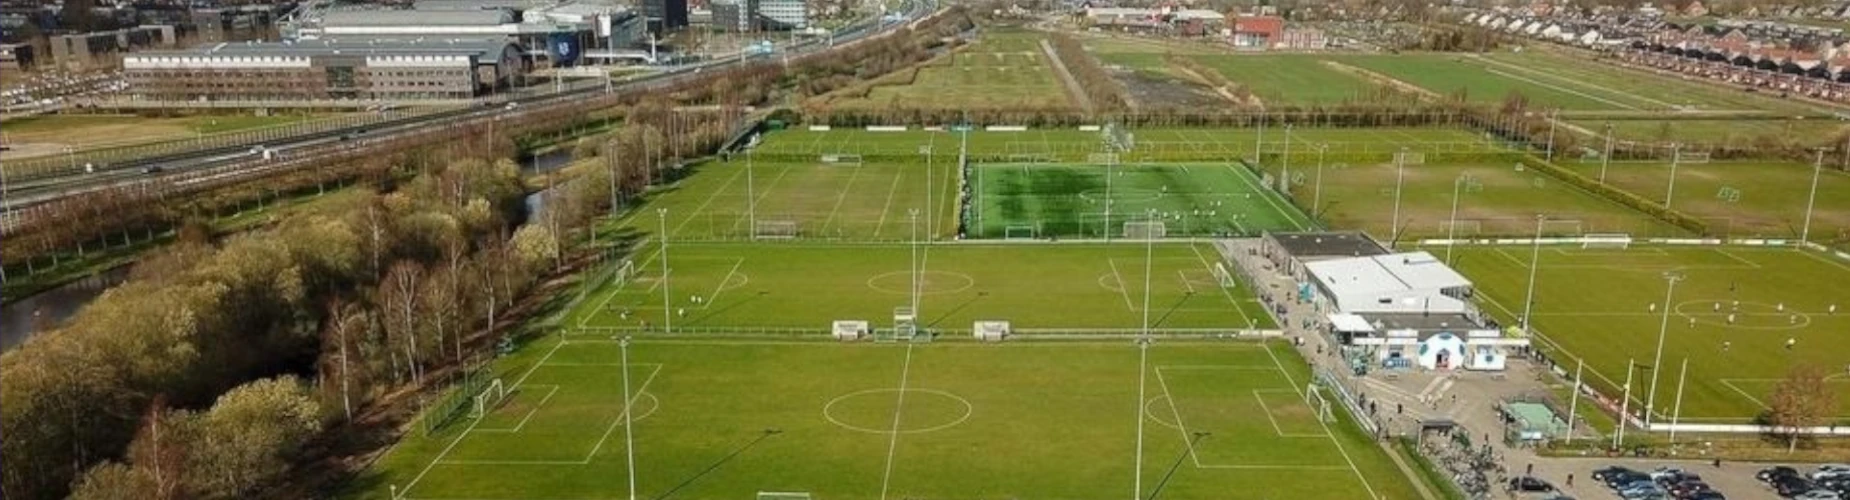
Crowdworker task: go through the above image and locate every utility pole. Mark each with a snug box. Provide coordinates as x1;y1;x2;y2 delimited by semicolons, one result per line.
1519;214;1546;335
1645;272;1683;429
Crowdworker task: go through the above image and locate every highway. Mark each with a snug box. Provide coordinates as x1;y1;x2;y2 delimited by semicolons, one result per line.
0;1;932;224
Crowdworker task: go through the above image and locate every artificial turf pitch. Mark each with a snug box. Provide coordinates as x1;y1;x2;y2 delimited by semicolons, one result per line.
1444;244;1850;422
968;162;1313;239
364;340;1425;500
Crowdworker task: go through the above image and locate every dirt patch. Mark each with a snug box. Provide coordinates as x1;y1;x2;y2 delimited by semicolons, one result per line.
1321;60;1441;101
1109;68;1225;111
1038;38;1095;113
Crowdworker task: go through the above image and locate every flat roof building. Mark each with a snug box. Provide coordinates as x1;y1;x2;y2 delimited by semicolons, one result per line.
123;38;525;101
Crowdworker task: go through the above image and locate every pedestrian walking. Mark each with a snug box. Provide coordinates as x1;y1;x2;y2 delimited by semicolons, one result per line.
1566;473;1574;488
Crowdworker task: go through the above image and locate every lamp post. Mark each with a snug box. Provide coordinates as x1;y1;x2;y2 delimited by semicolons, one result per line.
621;336;637;500
1801;148;1825;244
1644;272;1683;429
1390;147;1408;239
657;208;672;334
1519;214;1546;335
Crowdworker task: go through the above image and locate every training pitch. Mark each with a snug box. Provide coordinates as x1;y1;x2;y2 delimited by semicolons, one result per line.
968;162;1312;238
572;242;1274;332
1445;245;1850;422
1254;160;1682;239
1561;160;1850;244
364;339;1426;500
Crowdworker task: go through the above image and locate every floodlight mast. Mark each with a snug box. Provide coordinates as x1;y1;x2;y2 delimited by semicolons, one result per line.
1644;272;1683;429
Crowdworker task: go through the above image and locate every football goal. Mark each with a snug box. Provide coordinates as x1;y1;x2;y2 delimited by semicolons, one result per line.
820;154;863;165
1124;221;1167;240
754;220;799;240
1441;219;1482;237
757;492;813;500
1541;218;1584;236
470;379;507;419
1675;151;1712;164
1212;262;1237;288
1395;151;1427;165
1306;385;1335;423
1581;233;1634;249
1004;224;1039;240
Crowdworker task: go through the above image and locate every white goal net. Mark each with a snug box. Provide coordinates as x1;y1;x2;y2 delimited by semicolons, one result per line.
1124;221;1167;240
754;220;799;239
1212;263;1237;288
1581;233;1633;249
1004;224;1039;239
1395;151;1427;165
1675;151;1712;164
1306;385;1335;423
471;379;507;419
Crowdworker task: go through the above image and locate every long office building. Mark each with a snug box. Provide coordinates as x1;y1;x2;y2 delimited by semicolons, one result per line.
122;38;525;101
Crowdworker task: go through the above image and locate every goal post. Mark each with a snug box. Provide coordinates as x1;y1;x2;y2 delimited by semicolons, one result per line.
1394;151;1426;165
1306;384;1335;423
1004;224;1039;240
1581;233;1634;249
1212;262;1237;288
820;154;863;165
1674;150;1711;164
1124;221;1167;240
754;220;799;240
470;379;507;419
757;492;813;500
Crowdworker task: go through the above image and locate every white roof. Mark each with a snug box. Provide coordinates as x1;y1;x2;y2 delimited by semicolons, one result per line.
1328;313;1377;333
1304;251;1470;296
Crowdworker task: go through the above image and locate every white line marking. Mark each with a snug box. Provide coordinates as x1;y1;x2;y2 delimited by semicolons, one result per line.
397;339;570;498
580;364;664;463
1153;366;1204;468
473;385;560;434
1265;345;1381;500
1107;257;1139;312
1190;244;1257;326
879;344;915;500
872;164;907;238
820;162;866;233
1222;163;1309;230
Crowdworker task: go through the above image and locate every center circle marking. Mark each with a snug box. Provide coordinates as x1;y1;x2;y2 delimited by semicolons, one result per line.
866;270;975;296
823;388;974;434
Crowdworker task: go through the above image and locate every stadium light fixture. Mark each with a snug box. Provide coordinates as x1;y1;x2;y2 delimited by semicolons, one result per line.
1664;143;1681;209
1802;148;1824;244
1390;147;1408;239
1313;144;1327;215
658;208;672;334
1599;122;1614;184
1519;214;1545;336
1644;271;1683;429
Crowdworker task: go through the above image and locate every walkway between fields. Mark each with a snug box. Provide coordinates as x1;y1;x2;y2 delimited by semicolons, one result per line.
1038;38;1095;114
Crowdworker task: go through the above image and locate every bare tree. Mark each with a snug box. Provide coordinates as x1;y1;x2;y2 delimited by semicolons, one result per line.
1766;364;1837;453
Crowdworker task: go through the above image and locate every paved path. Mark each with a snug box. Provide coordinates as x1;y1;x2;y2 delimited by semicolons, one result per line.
1214;238;1787;500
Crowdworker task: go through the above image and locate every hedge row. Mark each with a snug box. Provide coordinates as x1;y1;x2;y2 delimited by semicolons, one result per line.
1516;156;1711;236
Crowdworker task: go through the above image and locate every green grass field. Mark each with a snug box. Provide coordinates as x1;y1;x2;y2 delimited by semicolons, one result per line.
968;162;1312;238
572;242;1274;332
752;127;1502;164
1566;118;1850;146
1445;245;1850;422
823;30;1073;110
1252;159;1684;239
1559;160;1850;244
1189;55;1375;105
630;156;960;241
360;339;1426;500
1333;51;1820;114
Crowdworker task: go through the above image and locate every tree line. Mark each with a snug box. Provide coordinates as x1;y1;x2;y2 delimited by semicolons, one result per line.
1046;32;1130;113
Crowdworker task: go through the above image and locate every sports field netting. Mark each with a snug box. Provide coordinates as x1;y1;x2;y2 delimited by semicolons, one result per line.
570;242;1275;332
967;162;1313;238
368;339;1426;500
1447;245;1850;423
749;127;1500;164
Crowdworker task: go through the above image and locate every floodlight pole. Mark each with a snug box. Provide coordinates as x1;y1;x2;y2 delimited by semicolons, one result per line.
1133;337;1149;500
1141;209;1156;338
1313;144;1328;216
621;336;637;500
1615;358;1635;449
1105;147;1116;242
658;208;672;334
1664;143;1681;209
747;148;757;236
1446;176;1463;266
1391;147;1407;239
1519;214;1545;336
1545;109;1558;162
1802;148;1824;243
910;209;920;315
1668;357;1689;445
1600;123;1614;184
1254;112;1266;165
1645;272;1683;429
925;138;935;239
1565;359;1584;444
1280;124;1293;195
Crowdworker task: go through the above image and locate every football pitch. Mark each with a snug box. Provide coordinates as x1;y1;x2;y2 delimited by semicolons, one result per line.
1444;245;1850;422
630;157;961;241
1560;160;1850;244
571;242;1275;332
751;127;1498;164
1253;160;1684;239
363;339;1427;500
967;162;1313;238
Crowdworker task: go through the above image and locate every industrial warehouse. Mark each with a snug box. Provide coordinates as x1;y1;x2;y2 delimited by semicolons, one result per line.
122;38;525;101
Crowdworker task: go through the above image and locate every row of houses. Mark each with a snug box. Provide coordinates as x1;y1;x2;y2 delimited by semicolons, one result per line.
1460;12;1613;48
1079;6;1325;50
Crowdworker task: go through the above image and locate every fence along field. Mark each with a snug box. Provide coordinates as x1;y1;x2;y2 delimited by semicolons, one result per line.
967;162;1310;239
1446;245;1850;422
364;339;1424;500
1559;159;1850;244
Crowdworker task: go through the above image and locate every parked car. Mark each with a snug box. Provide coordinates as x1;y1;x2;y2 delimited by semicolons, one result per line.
1598;466;1643;482
1765;467;1804;482
1608;472;1655;489
1621;482;1666;499
1665;479;1711;497
1510;476;1555;492
1652;466;1688;481
1818;466;1850;481
1683;491;1725;500
1792;490;1841;500
1778;476;1819;497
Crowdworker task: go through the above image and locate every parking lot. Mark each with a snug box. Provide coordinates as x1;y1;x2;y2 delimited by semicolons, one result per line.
1511;457;1846;499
